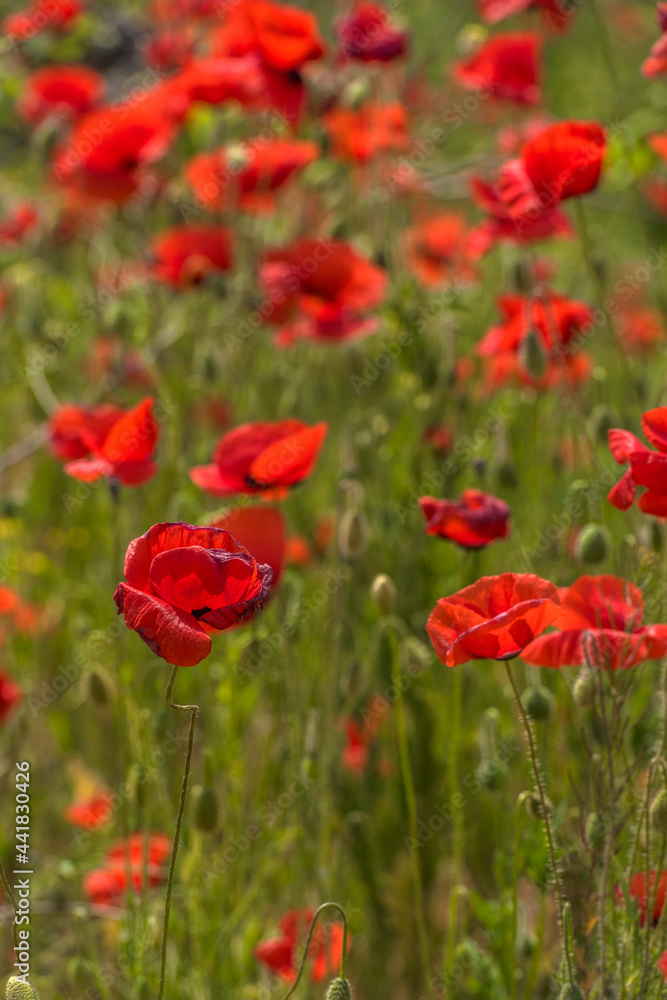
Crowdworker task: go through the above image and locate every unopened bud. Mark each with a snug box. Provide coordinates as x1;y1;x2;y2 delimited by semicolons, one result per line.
519;328;548;380
324;978;353;1000
5;979;41;1000
573;666;596;708
586;811;606;854
338;510;369;559
497;459;518;489
194;786;219;832
529;792;554;819
651;789;667;834
370;574;396;615
574;523;610;566
523;684;554;722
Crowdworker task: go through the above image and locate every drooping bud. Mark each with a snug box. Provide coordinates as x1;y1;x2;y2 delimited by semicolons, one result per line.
523;684;554;722
5;978;41;1000
651;789;667;834
585;811;606;854
324;978;353;1000
194;786;219;833
529;792;554;819
369;574;396;615
573;666;596;708
338;509;369;559
573;523;610;566
518;327;548;380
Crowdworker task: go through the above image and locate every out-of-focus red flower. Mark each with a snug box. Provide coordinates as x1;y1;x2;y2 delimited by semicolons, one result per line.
452;32;542;105
477;0;572;31
659;950;667;981
50;397;158;486
84;337;155;390
3;0;83;41
496;117;552;156
643;32;667;78
607;408;667;515
211;506;286;588
150;0;219;21
114;522;273;667
340;705;387;775
420;490;511;549
404;213;472;288
285;534;312;565
84;833;171;907
190;420;327;499
260;238;387;345
628;871;667;928
423;425;454;454
184;138;319;212
255;908;347;982
324;102;408;163
18;65;104;125
467;175;572;258
498;121;607;218
65;791;114;831
315;515;335;555
146;226;233;286
0;202;38;246
426;573;561;668
642;175;667;216
617;305;665;354
170;56;265;108
522;575;667;670
336;2;409;63
0;669;21;723
142;27;195;72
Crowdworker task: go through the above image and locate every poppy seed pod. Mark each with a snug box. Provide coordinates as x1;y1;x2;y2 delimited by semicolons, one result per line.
585;811;606;854
370;574;396;615
338;509;369;559
5;978;40;1000
523;684;554;722
651;790;667;834
573;666;595;708
324;978;353;1000
529;791;554;819
574;524;610;566
518;327;548;380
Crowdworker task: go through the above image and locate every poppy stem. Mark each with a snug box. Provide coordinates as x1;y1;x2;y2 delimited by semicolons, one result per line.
504;661;574;986
0;853;20;950
156;664;199;1000
278;902;349;999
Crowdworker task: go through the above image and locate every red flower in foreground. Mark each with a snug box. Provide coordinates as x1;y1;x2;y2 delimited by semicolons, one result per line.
114;522;274;666
0;669;21;723
211;506;286;588
336;2;409;63
3;0;83;41
607;407;667;515
522;575;667;670
628;871;667;927
18;64;105;125
190;420;327;498
50;397;158;486
452;32;542;105
420;490;511;549
146;226;233;286
65;792;114;831
255;908;347;982
260;239;387;344
84;833;170;907
426;573;561;668
324;103;408;163
498;120;607;218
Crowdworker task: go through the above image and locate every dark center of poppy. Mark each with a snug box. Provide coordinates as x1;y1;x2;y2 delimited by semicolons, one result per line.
190;606;213;619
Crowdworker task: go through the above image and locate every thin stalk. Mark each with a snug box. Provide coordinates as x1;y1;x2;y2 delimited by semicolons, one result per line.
279;902;349;999
510;791;532;1000
156;665;199;1000
444;664;463;974
0;854;19;949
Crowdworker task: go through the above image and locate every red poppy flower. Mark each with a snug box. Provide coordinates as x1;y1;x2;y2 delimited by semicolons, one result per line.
114;522;274;666
51;397;158;486
0;587;38;637
426;573;561;668
0;202;38;246
260;239;387;344
255;908;347;982
184;137;319;212
403;213;472;288
190;420;327;499
498;121;607;218
84;832;171;907
659;951;667;981
285;534;311;565
145;226;233;287
340;711;384;776
467;175;572;258
65;791;114;831
336;2;409;63
643;33;667;78
607;408;667;515
420;490;511;549
143;27;195;72
210;506;286;588
522;575;667;670
628;871;667;927
423;425;454;454
0;669;21;723
3;0;83;42
170;56;265;108
452;33;542;105
324;103;409;163
617;306;665;354
18;64;105;125
477;0;572;31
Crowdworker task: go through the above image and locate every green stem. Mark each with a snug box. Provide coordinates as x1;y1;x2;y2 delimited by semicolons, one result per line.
510;792;532;1000
445;665;463;973
278;902;349;999
156;665;199;1000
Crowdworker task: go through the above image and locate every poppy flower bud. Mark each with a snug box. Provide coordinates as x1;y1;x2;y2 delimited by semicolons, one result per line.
476;757;508;791
5;978;40;1000
401;636;432;676
574;523;610;566
497;459;518;489
652;521;663;554
324;978;353;1000
88;669;113;705
651;790;667;834
512;259;533;294
194;785;219;832
518;328;548;380
338;509;369;559
528;792;554;819
585;811;606;854
523;684;554;722
573;666;596;708
342;76;371;109
370;574;396;615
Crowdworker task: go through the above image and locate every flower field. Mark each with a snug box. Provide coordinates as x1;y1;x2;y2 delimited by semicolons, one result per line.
3;0;667;998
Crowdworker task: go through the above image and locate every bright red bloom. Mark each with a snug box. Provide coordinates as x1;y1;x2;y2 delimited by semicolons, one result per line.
617;305;665;354
324;103;408;163
84;833;170;907
51;397;158;486
477;0;572;31
0;202;38;246
255;908;347;982
403;213;472;288
336;2;409;63
18;65;104;125
146;226;233;287
143;27;195;72
211;506;286;588
420;490;511;549
0;586;38;637
260;238;387;344
184;138;319;213
522;575;667;670
467;175;572;258
170;56;265;107
426;573;561;668
607;408;667;515
3;0;83;41
628;871;667;927
114;522;273;667
65;792;114;831
498;121;607;218
190;420;327;498
0;669;21;723
452;32;542;105
643;33;667;78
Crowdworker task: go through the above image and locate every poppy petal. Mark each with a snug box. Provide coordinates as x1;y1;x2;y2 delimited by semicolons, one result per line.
114;583;211;667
